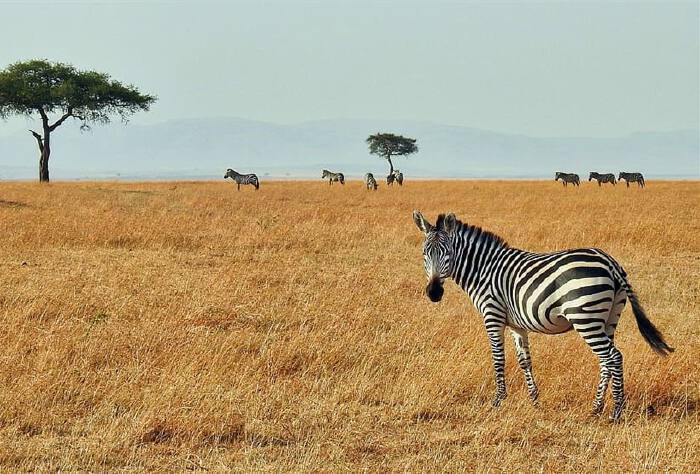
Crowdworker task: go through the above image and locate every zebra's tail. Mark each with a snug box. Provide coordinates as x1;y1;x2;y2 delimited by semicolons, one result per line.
624;283;674;356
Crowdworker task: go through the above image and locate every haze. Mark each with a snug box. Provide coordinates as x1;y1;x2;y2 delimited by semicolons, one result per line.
0;1;698;178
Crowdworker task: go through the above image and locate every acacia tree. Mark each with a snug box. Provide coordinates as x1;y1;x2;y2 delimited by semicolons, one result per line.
0;59;156;182
366;132;418;176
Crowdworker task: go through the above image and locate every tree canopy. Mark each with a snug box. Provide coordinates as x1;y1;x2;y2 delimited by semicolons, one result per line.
0;59;155;127
366;132;418;175
0;59;156;181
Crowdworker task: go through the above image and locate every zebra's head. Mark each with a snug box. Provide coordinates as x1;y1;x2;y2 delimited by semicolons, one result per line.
224;169;236;179
589;172;594;181
413;211;457;303
555;172;562;181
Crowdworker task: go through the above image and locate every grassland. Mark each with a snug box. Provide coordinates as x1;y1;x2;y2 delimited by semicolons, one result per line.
0;179;698;471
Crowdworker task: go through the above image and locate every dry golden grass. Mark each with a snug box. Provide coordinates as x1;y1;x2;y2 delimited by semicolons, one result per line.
0;179;698;471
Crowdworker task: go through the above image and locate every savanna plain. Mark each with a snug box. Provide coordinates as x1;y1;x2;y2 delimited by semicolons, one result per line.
0;179;698;472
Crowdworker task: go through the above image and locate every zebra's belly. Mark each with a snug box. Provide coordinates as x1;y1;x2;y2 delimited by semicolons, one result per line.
506;311;573;334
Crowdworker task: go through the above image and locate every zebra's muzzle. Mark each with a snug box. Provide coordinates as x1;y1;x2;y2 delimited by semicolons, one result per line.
426;278;444;302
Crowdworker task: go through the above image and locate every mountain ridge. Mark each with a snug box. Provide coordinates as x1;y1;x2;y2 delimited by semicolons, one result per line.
0;117;697;179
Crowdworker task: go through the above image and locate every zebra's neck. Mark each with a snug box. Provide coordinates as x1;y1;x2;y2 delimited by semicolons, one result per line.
449;221;510;298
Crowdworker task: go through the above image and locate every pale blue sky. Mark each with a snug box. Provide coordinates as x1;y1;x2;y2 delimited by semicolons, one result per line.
0;0;698;137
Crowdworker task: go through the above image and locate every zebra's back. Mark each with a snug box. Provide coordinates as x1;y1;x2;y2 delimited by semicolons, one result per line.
489;247;624;334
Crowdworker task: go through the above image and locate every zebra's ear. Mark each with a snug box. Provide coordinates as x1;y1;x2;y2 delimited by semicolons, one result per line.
413;210;432;234
443;213;457;234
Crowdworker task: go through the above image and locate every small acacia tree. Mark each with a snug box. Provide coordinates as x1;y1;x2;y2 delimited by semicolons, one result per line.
0;59;156;182
366;132;418;176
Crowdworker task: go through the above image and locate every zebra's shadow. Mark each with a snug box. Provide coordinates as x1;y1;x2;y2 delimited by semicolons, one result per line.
644;394;699;420
0;199;27;208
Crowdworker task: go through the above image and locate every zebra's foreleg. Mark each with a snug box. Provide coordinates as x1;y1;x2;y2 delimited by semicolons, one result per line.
486;325;507;407
509;327;538;403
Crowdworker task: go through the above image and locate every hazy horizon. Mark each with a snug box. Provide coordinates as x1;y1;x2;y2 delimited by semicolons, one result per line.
0;1;698;179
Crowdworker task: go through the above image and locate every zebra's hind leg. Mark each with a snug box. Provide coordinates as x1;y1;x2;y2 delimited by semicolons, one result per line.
607;346;625;421
509;327;538;403
589;295;625;416
592;363;611;416
605;293;627;421
571;318;625;420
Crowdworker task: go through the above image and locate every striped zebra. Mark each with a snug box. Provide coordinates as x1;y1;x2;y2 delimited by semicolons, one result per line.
589;172;616;186
224;168;259;190
413;211;673;421
387;169;404;186
555;172;580;187
619;172;645;188
364;172;378;190
322;169;345;185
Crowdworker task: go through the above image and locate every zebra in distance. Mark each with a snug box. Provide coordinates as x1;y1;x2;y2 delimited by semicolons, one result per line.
224;168;259;190
589;172;616;186
413;211;673;421
364;172;378;190
322;169;345;185
387;169;404;186
555;172;580;187
619;172;645;188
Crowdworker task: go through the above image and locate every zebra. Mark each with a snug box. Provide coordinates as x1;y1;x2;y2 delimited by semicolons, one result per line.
322;169;345;185
555;172;580;187
224;168;259;190
589;172;616;186
387;169;404;186
413;211;673;421
364;172;378;190
619;172;645;188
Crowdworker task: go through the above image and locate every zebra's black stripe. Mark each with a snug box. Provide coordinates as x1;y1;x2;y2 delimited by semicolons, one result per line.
413;211;673;421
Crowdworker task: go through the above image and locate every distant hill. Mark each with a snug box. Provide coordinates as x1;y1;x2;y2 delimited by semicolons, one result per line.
0;117;697;179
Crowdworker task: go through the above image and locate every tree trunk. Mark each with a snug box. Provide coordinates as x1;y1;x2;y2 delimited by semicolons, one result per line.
386;155;394;175
39;129;51;182
29;127;50;182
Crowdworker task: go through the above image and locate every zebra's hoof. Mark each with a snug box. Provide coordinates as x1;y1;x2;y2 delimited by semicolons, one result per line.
491;395;506;408
591;404;604;417
609;407;625;423
528;390;539;404
609;414;623;423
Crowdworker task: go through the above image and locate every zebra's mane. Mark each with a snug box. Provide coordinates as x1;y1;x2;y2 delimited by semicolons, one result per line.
437;214;509;248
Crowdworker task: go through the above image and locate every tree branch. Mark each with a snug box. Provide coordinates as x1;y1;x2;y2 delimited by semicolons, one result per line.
28;129;44;152
49;106;74;131
38;107;49;127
